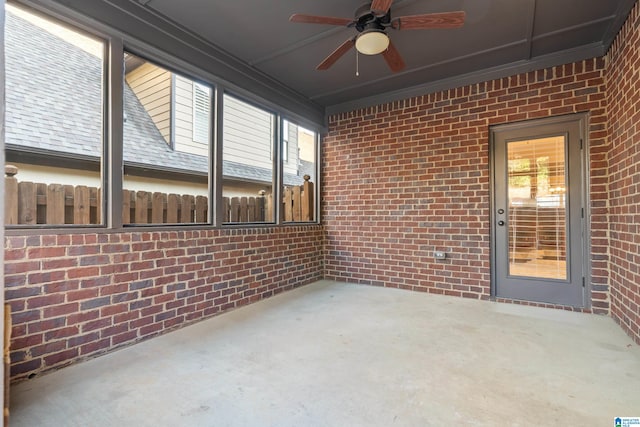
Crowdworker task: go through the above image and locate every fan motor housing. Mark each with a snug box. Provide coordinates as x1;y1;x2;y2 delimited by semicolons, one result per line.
354;3;391;33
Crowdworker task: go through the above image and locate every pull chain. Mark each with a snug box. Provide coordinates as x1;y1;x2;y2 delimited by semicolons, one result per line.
356;50;360;77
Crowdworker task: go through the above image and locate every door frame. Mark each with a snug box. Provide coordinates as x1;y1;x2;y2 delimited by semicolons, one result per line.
489;113;591;307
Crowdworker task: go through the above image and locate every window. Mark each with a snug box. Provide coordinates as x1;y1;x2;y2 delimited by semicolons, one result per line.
4;3;105;226
193;82;211;144
4;3;320;229
122;52;212;225
282;120;317;222
282;120;289;163
222;94;275;223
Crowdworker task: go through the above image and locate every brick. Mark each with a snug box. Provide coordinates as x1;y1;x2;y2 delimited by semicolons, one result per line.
140;323;163;336
12;310;41;325
154;310;176;322
68;267;100;279
5;261;40;275
44;326;79;341
31;341;66;357
80;296;111;310
11;334;44;350
67;245;100;256
112;331;138;346
79;255;111;266
27;294;65;309
130;279;153;290
6;287;42;299
82;318;112;333
67;288;100;302
11;359;42;378
42;258;77;270
67;332;100;348
101;324;128;338
27;317;66;334
27;247;66;259
80;338;111;356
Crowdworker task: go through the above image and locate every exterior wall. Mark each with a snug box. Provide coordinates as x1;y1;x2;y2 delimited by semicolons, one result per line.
5;226;324;381
122;174;207;196
9;163;100;187
223;95;274;171
323;58;608;312
9;163;207;196
605;1;640;344
126;63;172;144
172;78;301;178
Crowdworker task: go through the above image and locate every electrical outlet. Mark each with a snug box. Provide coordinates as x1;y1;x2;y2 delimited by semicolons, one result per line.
434;251;447;260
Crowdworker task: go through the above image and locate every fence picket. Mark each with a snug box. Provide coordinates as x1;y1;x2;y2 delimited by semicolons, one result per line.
247;197;256;222
74;186;91;224
283;187;292;222
195;196;207;223
5;166;18;224
36;184;47;223
135;191;150;224
167;194;179;223
152;192;165;223
266;193;273;222
5;166;313;225
239;197;248;222
223;197;230;222
303;176;314;221
292;186;302;221
46;184;65;224
181;195;194;223
230;197;240;222
17;182;37;224
122;190;131;224
93;187;101;225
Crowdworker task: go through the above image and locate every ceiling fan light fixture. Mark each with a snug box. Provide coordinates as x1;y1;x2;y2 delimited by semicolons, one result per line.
355;29;389;55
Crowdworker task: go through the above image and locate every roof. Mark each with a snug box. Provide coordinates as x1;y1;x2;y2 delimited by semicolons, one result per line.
5;10;306;187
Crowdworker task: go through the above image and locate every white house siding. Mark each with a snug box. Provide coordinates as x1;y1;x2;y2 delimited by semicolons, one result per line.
173;76;209;157
126;63;172;144
222;95;274;171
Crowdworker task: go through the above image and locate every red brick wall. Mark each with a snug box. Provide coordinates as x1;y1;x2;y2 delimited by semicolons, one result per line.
606;1;640;344
323;59;609;311
4;226;323;380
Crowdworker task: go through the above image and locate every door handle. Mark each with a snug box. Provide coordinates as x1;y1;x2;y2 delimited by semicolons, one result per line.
498;220;505;226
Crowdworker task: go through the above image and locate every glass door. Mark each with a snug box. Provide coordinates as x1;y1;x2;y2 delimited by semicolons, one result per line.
491;115;587;307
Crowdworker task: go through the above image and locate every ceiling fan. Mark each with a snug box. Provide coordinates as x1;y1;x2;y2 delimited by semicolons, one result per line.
290;0;465;73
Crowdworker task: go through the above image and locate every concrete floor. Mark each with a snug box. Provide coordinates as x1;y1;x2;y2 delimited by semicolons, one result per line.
10;280;640;426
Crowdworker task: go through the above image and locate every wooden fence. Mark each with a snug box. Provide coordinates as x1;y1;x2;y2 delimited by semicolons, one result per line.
5;166;314;225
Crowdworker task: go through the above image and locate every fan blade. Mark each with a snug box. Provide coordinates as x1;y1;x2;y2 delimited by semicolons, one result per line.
289;14;354;27
392;11;466;30
382;40;405;72
317;38;355;70
370;0;394;15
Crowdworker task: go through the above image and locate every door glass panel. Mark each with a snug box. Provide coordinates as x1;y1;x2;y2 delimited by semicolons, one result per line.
507;136;567;280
